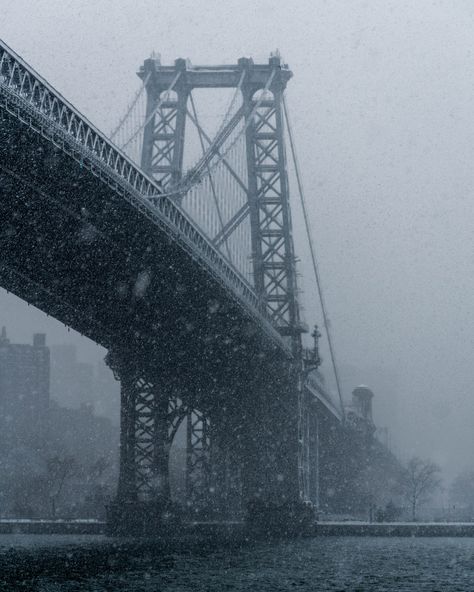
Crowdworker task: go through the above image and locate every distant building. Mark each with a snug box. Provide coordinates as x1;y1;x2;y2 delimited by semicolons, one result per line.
50;344;94;409
0;330;119;518
0;327;49;450
48;400;119;464
50;344;119;423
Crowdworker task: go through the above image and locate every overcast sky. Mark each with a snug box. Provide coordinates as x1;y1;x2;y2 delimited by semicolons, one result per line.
2;0;474;479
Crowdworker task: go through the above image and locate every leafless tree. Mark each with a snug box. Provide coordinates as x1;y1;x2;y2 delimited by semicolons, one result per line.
396;457;441;521
45;455;80;518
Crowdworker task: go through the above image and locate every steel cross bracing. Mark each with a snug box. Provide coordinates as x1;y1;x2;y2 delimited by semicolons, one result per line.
243;83;301;336
186;408;212;512
133;379;175;499
106;352;188;503
134;389;187;500
0;39;289;359
140;65;186;189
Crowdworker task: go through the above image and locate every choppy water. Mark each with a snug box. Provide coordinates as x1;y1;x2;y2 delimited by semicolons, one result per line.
2;535;474;591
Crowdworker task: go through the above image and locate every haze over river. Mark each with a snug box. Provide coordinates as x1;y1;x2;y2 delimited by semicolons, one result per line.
2;535;474;591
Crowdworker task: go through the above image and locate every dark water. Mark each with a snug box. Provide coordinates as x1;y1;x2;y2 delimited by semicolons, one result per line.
2;535;474;591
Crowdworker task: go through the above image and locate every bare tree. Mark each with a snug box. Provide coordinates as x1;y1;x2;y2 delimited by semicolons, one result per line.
396;457;441;521
45;455;80;518
82;456;113;518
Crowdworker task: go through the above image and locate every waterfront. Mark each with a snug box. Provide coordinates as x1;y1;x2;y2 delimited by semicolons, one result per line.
2;535;474;591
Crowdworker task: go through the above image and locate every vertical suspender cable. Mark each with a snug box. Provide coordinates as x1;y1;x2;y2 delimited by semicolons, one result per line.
283;95;346;421
120;71;182;152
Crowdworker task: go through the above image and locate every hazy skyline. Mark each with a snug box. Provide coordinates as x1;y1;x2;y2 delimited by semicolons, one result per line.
2;0;474;479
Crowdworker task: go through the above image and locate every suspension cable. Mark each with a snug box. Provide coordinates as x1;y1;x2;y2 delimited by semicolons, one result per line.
283;94;346;420
155;69;276;199
186;108;247;191
109;72;150;141
208;69;246;152
198;69;275;181
189;91;233;264
120;71;182;152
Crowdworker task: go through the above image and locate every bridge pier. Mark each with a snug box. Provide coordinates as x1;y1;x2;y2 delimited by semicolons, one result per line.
185;402;244;521
185;407;211;517
116;371;138;504
240;373;315;535
105;352;185;535
308;411;320;511
211;440;242;519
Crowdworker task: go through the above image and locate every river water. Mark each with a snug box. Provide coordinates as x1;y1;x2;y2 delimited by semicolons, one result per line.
2;535;474;591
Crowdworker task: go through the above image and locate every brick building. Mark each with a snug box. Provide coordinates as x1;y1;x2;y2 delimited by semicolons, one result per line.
0;327;49;450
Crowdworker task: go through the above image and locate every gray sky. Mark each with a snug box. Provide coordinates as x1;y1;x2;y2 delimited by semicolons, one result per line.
2;0;474;479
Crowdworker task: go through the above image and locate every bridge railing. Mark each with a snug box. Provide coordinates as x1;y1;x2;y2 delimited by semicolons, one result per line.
0;39;288;353
0;41;158;198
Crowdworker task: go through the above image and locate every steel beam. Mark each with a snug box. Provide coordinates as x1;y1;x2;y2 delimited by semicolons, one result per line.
186;408;212;514
138;58;292;90
106;351;187;532
242;57;301;340
140;58;188;189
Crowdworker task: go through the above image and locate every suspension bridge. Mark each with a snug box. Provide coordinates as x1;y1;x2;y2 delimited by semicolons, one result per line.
0;39;376;534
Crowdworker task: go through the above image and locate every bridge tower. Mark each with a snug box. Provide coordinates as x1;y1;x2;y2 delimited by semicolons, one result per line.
108;54;313;532
139;56;188;190
239;56;311;519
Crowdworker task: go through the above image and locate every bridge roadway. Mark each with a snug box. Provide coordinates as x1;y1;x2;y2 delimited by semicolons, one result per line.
0;39;343;531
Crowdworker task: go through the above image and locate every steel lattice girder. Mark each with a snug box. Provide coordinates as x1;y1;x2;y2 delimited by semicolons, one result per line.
134;378;156;496
141;93;186;189
186;408;212;510
244;90;300;335
135;383;187;500
108;354;188;503
148;103;179;186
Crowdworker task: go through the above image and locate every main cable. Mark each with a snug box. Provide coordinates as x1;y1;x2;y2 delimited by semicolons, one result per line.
283;94;346;420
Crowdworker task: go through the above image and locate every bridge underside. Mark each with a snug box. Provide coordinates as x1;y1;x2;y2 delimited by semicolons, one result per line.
0;109;281;379
0;106;310;530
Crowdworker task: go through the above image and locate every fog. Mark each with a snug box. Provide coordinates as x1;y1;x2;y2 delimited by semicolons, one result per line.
2;0;474;482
